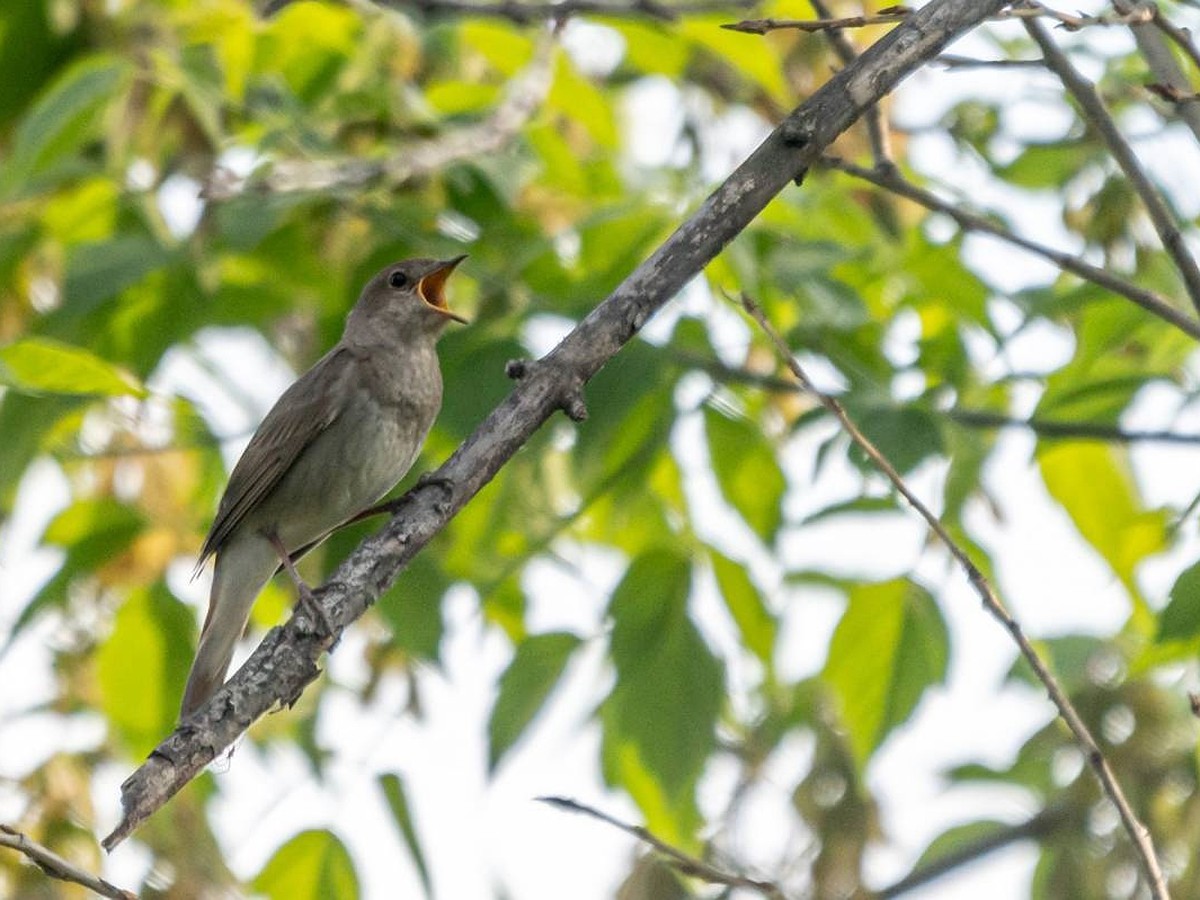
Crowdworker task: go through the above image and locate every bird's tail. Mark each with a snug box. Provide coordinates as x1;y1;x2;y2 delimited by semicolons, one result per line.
181;539;275;719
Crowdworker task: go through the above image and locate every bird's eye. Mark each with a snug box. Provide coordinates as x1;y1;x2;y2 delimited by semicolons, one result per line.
388;271;409;289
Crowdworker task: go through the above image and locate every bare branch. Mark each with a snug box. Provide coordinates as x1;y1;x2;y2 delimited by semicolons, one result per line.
102;0;1012;851
721;3;1152;36
735;292;1171;900
822;156;1200;342
878;805;1072;898
947;408;1200;445
1025;12;1200;320
809;0;893;168
1;826;136;900
1109;0;1200;142
202;27;558;200
1150;5;1200;74
934;54;1045;70
680;351;1200;443
537;796;788;899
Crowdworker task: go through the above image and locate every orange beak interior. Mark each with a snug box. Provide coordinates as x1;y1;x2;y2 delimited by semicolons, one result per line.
418;256;468;324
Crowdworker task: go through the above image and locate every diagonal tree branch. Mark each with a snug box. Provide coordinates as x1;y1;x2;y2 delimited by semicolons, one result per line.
721;4;1153;36
1;826;136;900
946;407;1200;445
102;0;1012;851
1110;0;1200;143
736;292;1170;900
1025;11;1200;319
822;156;1200;341
878;805;1073;898
203;27;558;200
808;0;893;168
538;796;788;899
669;350;1200;444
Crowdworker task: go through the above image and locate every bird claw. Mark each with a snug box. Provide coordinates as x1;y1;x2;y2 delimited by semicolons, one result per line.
379;472;454;515
295;581;336;640
415;472;454;512
262;528;336;642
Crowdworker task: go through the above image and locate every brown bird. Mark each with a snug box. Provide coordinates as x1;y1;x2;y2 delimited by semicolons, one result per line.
181;256;466;718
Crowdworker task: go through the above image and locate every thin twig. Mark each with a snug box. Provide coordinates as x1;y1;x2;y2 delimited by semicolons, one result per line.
822;156;1200;342
947;408;1200;444
675;350;1200;443
1108;0;1200;142
1151;6;1200;73
878;804;1073;898
1025;12;1200;320
935;54;1045;69
0;826;136;900
721;3;1153;35
809;0;893;167
203;27;559;200
537;796;788;899
735;292;1171;900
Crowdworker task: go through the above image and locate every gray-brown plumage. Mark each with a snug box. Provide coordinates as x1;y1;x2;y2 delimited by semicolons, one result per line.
181;256;466;718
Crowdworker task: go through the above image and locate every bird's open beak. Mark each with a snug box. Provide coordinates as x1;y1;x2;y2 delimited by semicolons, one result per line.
418;255;468;324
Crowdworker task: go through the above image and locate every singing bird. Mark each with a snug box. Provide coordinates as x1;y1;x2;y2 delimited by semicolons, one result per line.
181;256;467;718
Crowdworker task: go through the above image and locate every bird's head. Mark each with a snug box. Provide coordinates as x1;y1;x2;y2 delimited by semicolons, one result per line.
347;255;468;343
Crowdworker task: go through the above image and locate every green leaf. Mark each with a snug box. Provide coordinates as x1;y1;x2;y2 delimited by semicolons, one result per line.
612;23;690;77
913;819;1018;870
0;393;81;515
0;337;144;397
1006;635;1107;695
376;554;448;661
999;140;1096;189
0;54;126;199
1157;562;1200;643
549;56;618;149
97;581;193;758
459;22;534;75
704;406;786;541
1038;442;1166;613
679;20;790;106
822;579;949;768
261;3;360;102
0;0;81;127
488;631;581;771
62;234;176;313
708;549;776;665
11;497;146;641
253;829;359;900
569;208;669;313
800;495;901;525
1036;373;1150;425
602;548;723;836
425;80;499;116
844;404;944;475
378;774;431;897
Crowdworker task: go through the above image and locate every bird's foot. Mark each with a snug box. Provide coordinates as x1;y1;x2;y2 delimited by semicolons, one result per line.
262;528;336;640
379;472;454;515
294;581;336;639
415;472;454;511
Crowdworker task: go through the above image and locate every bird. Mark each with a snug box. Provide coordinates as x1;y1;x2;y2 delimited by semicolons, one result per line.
180;256;467;718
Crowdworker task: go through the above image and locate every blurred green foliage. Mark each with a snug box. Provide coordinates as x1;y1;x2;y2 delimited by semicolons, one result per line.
3;1;1200;898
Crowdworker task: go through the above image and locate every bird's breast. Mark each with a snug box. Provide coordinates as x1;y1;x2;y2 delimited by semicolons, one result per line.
257;376;440;551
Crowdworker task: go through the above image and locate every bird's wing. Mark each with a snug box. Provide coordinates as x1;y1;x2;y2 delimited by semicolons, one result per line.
196;345;357;567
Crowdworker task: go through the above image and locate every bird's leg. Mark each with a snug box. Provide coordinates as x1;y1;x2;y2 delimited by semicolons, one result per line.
278;476;457;576
261;528;335;638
